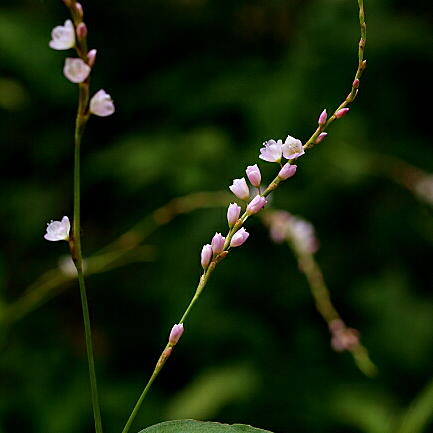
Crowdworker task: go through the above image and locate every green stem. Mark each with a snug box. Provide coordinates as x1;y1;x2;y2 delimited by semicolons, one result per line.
78;269;104;433
121;260;219;433
71;80;103;433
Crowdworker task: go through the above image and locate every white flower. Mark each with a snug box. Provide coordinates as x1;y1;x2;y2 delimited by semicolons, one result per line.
44;216;70;242
281;135;304;160
63;58;91;83
89;89;115;117
49;20;75;50
259;139;283;163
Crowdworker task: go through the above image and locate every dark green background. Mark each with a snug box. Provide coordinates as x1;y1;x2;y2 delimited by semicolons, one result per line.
0;0;432;432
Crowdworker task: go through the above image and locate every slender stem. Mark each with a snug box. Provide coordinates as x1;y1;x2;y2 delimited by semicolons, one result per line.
121;259;220;433
304;0;367;150
77;270;104;433
71;80;103;433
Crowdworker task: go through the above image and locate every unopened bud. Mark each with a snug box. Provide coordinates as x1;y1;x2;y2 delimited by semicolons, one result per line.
278;163;297;180
211;232;225;254
169;323;184;346
352;78;360;89
201;244;212;269
318;109;327;126
76;22;87;41
315;132;327;144
230;227;249;247
335;108;349;119
246;164;261;188
227;203;241;228
361;59;367;70
87;49;97;67
246;195;267;215
75;2;84;19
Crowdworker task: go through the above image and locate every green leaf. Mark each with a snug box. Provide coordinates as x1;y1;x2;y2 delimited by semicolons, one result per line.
138;419;274;433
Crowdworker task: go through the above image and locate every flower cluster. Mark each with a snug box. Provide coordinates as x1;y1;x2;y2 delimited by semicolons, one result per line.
48;3;114;117
200;133;305;270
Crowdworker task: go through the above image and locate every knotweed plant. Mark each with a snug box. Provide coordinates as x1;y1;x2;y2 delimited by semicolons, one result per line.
44;1;370;432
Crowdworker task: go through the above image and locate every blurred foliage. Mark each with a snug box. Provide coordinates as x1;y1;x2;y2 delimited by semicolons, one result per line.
0;0;432;433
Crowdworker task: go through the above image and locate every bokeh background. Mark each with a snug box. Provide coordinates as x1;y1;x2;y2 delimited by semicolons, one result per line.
0;0;432;432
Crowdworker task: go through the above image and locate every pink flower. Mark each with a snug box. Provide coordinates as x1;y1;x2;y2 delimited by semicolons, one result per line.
201;244;212;269
211;232;225;254
227;203;241;227
282;135;304;160
169;324;184;346
318;109;327;126
259;139;283;163
335;108;349;118
246;164;261;187
229;178;250;201
246;195;267;215
89;89;115;117
278;163;297;180
63;58;91;83
230;227;249;247
49;19;75;50
44;216;70;241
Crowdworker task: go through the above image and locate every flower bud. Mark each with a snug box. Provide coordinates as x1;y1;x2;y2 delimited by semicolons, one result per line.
335;108;349;119
227;203;241;227
230;227;249;247
75;2;84;19
246;164;261;187
201;244;212;269
315;132;327;144
352;78;360;89
211;232;225;254
76;22;87;41
87;49;97;67
318;109;327;126
169;323;184;346
278;163;297;180
229;177;250;201
246;195;267;215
